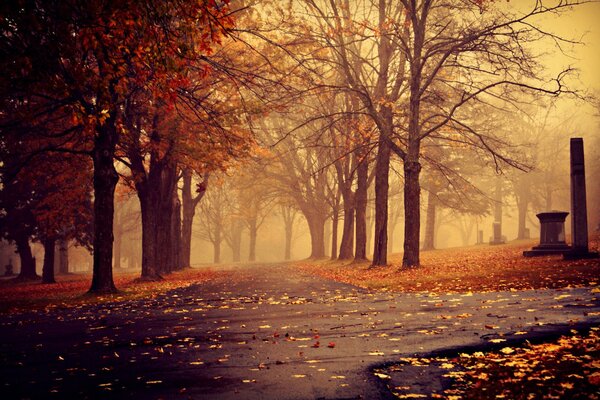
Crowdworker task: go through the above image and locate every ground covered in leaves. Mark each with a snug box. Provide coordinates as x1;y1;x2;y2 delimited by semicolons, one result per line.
376;327;600;399
0;268;218;313
300;236;600;294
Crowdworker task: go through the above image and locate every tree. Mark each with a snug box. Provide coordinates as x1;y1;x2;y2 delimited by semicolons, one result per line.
0;0;234;292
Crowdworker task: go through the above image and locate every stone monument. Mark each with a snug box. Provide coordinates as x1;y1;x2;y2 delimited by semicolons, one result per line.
564;138;599;259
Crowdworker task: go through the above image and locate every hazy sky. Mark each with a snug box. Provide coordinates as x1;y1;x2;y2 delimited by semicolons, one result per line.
538;1;600;92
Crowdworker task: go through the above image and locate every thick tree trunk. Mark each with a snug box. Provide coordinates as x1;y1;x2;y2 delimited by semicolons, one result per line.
42;238;56;284
517;200;528;240
306;213;326;259
372;138;391;266
15;235;38;280
422;191;437;251
338;203;354;260
248;219;257;262
156;164;177;275
402;161;422;267
89;124;119;294
138;189;162;280
213;224;221;264
354;159;368;261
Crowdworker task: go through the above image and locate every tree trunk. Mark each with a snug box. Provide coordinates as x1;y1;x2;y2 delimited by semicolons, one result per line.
354;159;368;261
338;203;354;260
231;221;243;262
402;161;422;267
307;212;326;259
180;201;195;268
156;164;177;275
58;239;69;274
180;169;206;268
284;224;293;261
89;123;119;294
213;223;222;264
42;238;56;284
172;195;182;270
330;208;339;260
372;137;391;266
422;191;437;251
15;235;38;280
138;188;162;280
248;218;257;262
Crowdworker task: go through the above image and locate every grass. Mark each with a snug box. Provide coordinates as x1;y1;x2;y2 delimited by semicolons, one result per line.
0;267;219;314
298;235;600;293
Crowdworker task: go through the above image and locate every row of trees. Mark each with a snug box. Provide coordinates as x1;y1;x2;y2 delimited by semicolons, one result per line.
248;0;586;267
0;0;265;291
0;0;591;293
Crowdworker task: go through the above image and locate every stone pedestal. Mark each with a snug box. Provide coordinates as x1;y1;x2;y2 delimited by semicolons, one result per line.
523;211;571;257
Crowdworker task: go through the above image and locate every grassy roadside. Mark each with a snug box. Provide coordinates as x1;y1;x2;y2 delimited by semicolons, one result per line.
0;267;219;314
294;237;599;399
298;236;600;294
376;327;600;400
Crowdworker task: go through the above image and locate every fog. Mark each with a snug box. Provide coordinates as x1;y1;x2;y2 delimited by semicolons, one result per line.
1;0;599;276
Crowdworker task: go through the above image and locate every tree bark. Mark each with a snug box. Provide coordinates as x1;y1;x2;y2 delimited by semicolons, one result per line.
330;208;339;260
231;220;243;262
89;123;119;294
284;224;293;261
338;202;354;260
156;164;177;274
354;158;368;261
307;212;326;259
248;218;257;262
172;194;182;270
42;238;56;284
402;161;422;267
138;186;162;280
372;137;391;266
422;191;437;251
15;234;38;280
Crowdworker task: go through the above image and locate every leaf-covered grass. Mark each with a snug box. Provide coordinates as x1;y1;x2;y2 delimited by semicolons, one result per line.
377;327;600;399
0;267;219;314
299;235;600;294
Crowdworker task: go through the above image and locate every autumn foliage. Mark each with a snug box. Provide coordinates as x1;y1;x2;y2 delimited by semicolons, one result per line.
299;236;600;294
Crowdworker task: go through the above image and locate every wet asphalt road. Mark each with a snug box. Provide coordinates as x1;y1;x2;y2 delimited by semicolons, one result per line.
1;263;599;399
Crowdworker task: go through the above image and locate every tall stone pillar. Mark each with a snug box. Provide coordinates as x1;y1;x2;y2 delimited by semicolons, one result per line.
565;138;598;259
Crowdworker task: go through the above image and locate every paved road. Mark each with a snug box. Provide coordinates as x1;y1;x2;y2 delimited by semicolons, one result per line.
1;263;599;399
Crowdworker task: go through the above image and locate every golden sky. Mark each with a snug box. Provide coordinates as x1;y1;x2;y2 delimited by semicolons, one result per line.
514;0;600;93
